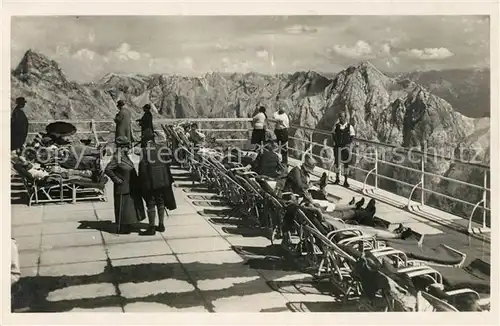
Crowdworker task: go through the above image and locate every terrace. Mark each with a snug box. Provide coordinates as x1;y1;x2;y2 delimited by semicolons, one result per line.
10;118;491;312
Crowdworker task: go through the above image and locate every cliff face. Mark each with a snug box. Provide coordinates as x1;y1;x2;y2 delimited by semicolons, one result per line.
11;50;490;218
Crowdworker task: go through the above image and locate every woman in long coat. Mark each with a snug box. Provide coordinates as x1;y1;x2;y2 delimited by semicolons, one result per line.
105;136;145;234
114;100;134;143
138;131;177;235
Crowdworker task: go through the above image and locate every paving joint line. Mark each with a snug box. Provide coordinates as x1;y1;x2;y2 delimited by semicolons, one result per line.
94;208;127;313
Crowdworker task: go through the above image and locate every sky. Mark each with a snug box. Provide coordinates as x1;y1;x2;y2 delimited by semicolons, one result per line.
11;15;490;83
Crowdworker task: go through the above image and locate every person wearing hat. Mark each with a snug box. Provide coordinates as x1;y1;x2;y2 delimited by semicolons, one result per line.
105;136;146;234
11;97;29;154
114;100;134;144
138;131;177;235
281;154;318;205
188;123;206;147
273;106;290;166
137;104;154;147
250;132;286;178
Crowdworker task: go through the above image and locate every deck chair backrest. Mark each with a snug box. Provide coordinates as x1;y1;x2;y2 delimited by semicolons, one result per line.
420;291;458;312
12;163;36;185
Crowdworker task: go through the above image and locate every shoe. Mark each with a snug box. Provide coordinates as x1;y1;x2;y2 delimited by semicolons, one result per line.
365;198;376;212
334;178;340;185
156;224;166;232
140;227;156;236
343;180;350;188
319;172;327;190
355;197;365;210
349;197;356;205
400;228;414;240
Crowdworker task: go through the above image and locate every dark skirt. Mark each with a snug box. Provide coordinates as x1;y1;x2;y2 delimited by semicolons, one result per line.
251;129;266;145
114;194;145;225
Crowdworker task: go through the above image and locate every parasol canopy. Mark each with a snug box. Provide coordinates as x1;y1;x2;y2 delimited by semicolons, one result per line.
45;121;77;138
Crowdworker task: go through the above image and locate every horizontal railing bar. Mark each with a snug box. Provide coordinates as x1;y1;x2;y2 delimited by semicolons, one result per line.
199;129;251;132
374;174;417;188
378;159;422;174
423;170;487;191
422;187;491;210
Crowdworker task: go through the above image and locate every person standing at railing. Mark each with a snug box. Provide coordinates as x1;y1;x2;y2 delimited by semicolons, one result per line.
332;111;355;188
114;100;135;145
137;104;154;147
11;97;29;155
273;106;290;166
251;106;267;151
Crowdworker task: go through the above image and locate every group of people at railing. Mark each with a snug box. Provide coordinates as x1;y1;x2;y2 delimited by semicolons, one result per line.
251;105;356;188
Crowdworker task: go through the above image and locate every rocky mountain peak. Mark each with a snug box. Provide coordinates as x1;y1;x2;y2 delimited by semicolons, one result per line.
13;50;70;87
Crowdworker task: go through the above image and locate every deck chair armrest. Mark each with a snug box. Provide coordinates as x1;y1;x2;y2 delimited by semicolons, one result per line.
230;165;251;172
445;289;480;300
441;244;467;267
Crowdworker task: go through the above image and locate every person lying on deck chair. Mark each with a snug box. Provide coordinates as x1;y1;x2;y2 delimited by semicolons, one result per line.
281;154;377;225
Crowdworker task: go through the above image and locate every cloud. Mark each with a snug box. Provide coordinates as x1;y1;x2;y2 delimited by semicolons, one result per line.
256;49;269;59
330;40;373;59
380;43;391;55
285;24;318;34
399;47;454;60
110;43;142;61
73;48;97;61
214;41;244;52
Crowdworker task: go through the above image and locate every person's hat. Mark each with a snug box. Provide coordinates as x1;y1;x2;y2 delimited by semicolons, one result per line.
15;97;26;105
115;136;130;147
117;100;125;108
143;104;151;111
302;154;317;173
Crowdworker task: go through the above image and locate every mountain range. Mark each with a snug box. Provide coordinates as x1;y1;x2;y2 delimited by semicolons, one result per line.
11;50;490;219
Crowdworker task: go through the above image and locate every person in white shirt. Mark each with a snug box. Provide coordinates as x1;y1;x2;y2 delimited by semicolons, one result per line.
251;106;267;150
332;112;356;188
273;107;290;165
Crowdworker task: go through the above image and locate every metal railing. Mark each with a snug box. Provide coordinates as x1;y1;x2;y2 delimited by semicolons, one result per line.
27;118;491;235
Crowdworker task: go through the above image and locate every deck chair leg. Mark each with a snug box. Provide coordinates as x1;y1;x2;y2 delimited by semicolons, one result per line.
72;185;77;204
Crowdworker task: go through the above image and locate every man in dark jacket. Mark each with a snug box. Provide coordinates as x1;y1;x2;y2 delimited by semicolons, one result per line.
137;104;154;147
332;111;355;188
114;100;134;144
138;130;177;235
11;97;29;153
251;139;286;178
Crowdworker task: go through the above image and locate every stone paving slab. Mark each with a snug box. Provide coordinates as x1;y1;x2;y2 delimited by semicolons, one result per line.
38;261;108;277
163;223;220;240
176;250;246;272
39;244;107;266
15;235;41;252
168;236;232;255
106;240;172;260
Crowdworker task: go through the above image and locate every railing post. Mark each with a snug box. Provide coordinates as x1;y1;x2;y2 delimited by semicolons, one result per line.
90;119;99;145
420;156;425;206
374;146;378;189
483;171;487;229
